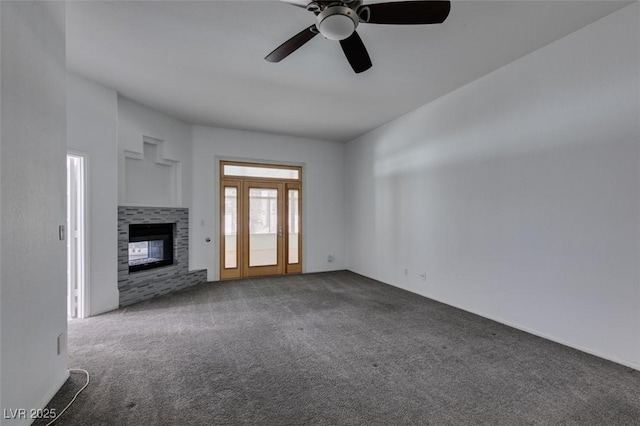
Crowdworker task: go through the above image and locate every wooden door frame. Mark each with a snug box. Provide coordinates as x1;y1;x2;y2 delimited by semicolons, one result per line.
285;182;302;274
241;180;284;277
220;179;241;280
219;160;303;280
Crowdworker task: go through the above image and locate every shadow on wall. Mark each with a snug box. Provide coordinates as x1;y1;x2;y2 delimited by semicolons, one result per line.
373;73;633;178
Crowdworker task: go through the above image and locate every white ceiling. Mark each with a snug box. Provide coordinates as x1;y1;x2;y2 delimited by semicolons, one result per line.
66;0;630;142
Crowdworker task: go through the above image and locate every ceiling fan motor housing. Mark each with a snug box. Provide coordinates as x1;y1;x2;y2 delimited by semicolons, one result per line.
316;5;359;40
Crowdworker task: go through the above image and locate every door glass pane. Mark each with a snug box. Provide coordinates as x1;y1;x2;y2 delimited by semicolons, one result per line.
224;187;237;268
288;189;299;264
224;165;299;180
249;188;278;267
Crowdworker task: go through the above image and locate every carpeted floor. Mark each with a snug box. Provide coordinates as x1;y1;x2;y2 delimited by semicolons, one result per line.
38;271;640;425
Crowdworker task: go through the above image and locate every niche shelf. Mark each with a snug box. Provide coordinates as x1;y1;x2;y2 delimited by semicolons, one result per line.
123;136;181;207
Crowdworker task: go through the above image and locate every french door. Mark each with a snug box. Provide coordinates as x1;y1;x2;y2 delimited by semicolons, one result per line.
220;162;302;279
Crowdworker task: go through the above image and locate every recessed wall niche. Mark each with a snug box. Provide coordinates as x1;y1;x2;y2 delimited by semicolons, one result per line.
124;136;181;207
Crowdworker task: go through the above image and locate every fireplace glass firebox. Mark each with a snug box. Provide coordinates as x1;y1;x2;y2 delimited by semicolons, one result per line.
128;223;174;272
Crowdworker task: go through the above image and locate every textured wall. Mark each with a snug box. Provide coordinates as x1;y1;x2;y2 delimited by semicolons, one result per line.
191;126;346;281
0;1;69;422
346;4;640;369
67;72;120;316
118;96;192;208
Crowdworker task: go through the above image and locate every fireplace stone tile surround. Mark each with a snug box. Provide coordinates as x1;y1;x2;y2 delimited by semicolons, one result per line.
118;206;207;307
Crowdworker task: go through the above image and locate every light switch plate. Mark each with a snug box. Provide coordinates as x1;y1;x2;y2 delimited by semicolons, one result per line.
57;333;65;355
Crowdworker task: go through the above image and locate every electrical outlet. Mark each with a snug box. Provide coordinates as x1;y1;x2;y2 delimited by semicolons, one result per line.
327;254;334;263
404;268;409;276
419;272;427;281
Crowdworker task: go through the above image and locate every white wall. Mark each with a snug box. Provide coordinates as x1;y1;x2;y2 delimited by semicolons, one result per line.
0;1;69;423
67;73;119;316
66;89;194;315
0;2;3;410
346;4;640;369
191;126;346;280
118;96;192;208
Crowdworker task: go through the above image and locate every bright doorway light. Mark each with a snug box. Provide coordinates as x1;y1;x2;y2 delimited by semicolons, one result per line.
67;153;87;319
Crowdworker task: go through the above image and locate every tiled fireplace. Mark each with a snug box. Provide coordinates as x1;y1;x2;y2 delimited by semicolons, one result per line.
118;206;207;307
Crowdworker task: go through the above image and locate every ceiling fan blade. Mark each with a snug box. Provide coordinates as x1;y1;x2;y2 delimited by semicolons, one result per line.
265;25;318;63
361;0;450;25
340;31;372;74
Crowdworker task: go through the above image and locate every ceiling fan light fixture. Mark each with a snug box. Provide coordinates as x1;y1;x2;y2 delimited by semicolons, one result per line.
316;6;359;41
268;0;451;73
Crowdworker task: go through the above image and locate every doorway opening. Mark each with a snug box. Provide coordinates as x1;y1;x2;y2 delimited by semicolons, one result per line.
220;161;302;279
67;153;87;319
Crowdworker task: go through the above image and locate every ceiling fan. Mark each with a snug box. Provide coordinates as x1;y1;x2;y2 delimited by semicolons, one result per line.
265;0;451;73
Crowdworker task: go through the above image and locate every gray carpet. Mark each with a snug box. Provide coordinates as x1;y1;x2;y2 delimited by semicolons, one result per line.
38;271;640;425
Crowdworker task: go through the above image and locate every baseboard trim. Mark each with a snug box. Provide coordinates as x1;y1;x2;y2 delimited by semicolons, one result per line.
432;295;640;371
351;270;640;372
89;303;119;317
23;369;70;426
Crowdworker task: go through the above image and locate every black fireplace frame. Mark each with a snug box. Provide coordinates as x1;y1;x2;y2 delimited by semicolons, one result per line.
128;223;174;273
